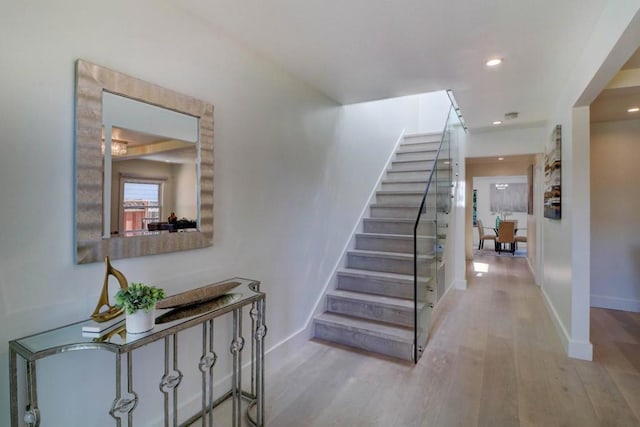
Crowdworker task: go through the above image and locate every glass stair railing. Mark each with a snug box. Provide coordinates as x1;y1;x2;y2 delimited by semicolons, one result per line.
413;104;462;362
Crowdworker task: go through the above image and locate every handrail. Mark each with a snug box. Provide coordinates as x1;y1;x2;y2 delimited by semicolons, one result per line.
446;89;468;133
413;104;454;233
412;103;455;363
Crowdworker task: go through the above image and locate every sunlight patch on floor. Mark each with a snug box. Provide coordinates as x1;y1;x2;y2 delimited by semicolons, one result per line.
473;262;489;274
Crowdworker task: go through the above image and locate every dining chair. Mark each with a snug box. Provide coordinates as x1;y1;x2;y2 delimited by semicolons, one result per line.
476;219;496;250
496;220;516;254
515;233;527;250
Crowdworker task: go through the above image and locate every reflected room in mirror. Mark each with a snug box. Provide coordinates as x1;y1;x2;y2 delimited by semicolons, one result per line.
75;60;213;264
105;127;198;237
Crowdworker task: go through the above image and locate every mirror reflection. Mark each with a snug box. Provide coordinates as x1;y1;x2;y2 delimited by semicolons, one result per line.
75;59;214;264
104;127;198;237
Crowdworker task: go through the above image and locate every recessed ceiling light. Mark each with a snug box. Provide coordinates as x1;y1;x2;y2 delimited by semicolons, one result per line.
628;107;640;113
498;157;505;161
493;121;502;125
485;58;503;67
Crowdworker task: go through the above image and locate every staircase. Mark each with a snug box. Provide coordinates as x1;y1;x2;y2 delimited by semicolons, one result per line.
313;133;442;361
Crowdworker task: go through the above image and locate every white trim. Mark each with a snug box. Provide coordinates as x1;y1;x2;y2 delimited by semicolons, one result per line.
453;279;467;290
541;286;570;353
264;324;312;372
403;131;442;139
541;286;593;360
569;339;593;361
591;295;640;313
526;256;537;284
533;156;544;286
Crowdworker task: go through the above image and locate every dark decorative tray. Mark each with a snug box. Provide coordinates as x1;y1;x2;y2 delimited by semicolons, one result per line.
156;281;241;309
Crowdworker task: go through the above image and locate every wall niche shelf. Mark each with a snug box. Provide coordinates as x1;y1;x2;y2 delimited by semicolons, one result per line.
9;278;266;427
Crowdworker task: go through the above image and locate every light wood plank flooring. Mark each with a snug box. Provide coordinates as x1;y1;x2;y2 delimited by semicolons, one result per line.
208;254;640;426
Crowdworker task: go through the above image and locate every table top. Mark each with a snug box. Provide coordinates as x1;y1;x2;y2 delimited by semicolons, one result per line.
10;277;262;360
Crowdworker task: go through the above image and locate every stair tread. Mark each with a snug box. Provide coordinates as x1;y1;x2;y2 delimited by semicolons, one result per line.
364;218;419;223
397;147;438;153
382;179;427;184
377;190;424;195
370;204;428;210
392;158;433;163
327;289;414;307
402;133;441;142
365;216;436;222
355;232;434;240
396;146;438;154
338;267;430;283
315;312;413;341
348;249;434;259
387;168;432;173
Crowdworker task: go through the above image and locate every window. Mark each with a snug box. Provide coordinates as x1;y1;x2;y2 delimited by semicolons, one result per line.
122;180;163;233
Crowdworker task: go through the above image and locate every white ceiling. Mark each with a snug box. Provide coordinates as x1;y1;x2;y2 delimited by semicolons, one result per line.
176;0;610;131
591;48;640;123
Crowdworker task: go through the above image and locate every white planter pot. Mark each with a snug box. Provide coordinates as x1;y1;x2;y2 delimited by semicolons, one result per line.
126;308;155;334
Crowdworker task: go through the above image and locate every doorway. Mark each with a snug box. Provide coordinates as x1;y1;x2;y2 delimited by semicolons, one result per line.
465;155;540;279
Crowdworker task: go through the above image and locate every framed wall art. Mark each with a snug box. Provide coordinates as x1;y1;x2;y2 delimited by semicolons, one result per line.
544;125;562;219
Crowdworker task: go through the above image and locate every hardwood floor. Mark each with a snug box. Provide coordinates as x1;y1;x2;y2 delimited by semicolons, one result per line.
217;254;640;426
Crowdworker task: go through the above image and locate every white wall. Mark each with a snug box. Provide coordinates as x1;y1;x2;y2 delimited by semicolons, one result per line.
466;126;545;158
0;2;449;424
541;1;640;360
173;162;198;220
591;119;640;311
418;92;454;133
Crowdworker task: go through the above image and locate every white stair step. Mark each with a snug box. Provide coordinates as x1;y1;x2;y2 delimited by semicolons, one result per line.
397;142;439;152
337;268;432;300
362;218;435;235
390;159;433;171
380;180;426;192
395;150;438;161
313;313;414;361
370;203;437;219
386;169;432;181
402;133;441;144
347;249;434;275
376;190;426;205
355;232;433;254
326;289;416;327
396;145;438;154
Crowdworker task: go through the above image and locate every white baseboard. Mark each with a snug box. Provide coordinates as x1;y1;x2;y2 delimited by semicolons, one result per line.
568;339;593;361
526;256;537;284
591;295;640;313
453;279;467;290
540;286;593;361
264;324;312;373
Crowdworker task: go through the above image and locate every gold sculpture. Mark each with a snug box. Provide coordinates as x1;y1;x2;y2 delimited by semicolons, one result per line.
91;256;128;322
93;324;127;343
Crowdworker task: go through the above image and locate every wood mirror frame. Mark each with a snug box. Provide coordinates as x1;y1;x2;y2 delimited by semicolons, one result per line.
75;59;213;264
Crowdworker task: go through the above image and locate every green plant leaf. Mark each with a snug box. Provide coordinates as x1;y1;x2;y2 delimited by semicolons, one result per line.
115;282;166;315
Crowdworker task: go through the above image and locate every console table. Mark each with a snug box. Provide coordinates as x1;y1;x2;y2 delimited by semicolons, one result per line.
9;277;266;427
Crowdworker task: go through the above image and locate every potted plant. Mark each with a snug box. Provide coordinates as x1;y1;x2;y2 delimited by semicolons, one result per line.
115;283;166;334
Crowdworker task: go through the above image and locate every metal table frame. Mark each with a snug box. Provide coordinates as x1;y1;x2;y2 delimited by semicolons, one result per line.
9;277;266;427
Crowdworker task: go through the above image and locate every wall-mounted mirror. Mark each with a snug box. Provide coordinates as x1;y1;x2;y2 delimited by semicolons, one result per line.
75;60;213;264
